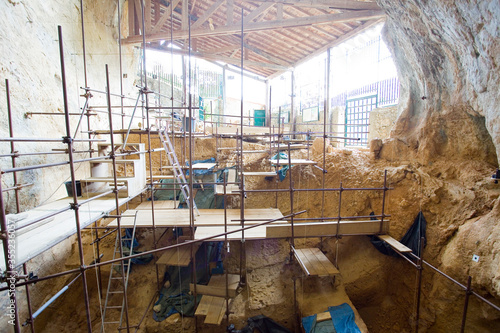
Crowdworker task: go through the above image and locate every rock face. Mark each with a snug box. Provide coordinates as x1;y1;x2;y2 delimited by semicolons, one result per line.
378;0;500;165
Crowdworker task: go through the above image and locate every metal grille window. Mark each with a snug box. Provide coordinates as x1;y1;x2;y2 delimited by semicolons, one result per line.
345;95;377;146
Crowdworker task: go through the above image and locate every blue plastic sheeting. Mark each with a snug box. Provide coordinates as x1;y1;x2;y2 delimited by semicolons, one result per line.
270;152;290;181
302;303;360;333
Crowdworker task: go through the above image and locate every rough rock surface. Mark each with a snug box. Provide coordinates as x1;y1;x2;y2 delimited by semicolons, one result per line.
378;0;500;164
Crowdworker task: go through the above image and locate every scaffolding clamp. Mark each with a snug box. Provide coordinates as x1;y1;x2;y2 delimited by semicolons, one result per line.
62;136;73;144
69;202;80;210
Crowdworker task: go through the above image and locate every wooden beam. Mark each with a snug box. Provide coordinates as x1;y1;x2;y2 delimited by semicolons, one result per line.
276;3;283;20
182;0;188;30
204;44;240;54
124;9;385;42
243;3;274;24
145;0;152;33
152;0;181;34
191;0;225;29
128;0;136;36
227;0;234;25
235;0;381;10
150;45;288;70
266;220;389;238
267;18;382;79
377;235;412;253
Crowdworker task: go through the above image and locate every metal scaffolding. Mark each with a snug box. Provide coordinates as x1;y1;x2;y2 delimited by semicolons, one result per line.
0;1;499;333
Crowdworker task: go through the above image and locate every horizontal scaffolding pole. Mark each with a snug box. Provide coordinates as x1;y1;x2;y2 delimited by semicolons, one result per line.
0;137;105;143
2;210;306;291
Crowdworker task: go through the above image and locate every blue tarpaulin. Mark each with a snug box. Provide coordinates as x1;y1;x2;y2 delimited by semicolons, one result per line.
302;303;361;333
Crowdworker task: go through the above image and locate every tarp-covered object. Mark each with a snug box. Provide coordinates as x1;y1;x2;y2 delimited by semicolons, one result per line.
370;211;427;257
302;303;361;333
228;315;291;333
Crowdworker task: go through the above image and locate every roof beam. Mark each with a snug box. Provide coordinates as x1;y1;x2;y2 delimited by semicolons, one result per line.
151;0;181;34
268;18;383;79
150;45;289;70
243;3;274;24
124;9;385;43
191;0;225;29
235;0;380;10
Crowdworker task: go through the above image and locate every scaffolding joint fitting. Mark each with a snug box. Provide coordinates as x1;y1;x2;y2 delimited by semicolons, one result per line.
62;136;73;144
0;231;6;240
70;202;80;210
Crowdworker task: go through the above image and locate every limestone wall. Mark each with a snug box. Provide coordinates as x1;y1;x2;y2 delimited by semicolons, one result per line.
0;0;139;212
368;105;398;142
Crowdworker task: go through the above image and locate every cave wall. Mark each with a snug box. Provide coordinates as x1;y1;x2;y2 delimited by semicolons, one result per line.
0;0;139;212
378;0;499;165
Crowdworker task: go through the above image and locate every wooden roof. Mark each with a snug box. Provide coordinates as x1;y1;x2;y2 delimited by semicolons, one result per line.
123;0;385;79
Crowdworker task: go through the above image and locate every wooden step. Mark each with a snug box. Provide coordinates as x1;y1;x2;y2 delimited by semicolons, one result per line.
195;295;226;325
293;248;339;277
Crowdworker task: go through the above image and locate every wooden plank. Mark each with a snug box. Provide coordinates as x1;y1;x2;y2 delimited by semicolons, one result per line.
152;0;181;33
377;235;412;253
195;295;213;316
310;248;339;276
204;296;226;325
316;311;331;322
269;159;317;166
266;220;390;238
135;200;176;210
243;3;274;24
294;248;318;276
242;172;277;177
215;184;239;195
156;243;201;266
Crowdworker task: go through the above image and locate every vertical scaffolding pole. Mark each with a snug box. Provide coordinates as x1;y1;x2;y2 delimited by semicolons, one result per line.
460;276;472;333
414;236;425;333
239;8;246;286
321;49;330;217
0;173;20;333
288;143;294;262
105;64;130;333
187;13;199;333
79;0;93;157
58;25;93;333
6;79;35;332
139;0;160;291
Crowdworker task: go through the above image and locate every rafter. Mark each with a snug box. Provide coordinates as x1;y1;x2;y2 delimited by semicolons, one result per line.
268;18;383;79
151;45;289;70
123;9;385;43
243;3;275;24
151;0;181;34
234;0;380;10
191;0;225;29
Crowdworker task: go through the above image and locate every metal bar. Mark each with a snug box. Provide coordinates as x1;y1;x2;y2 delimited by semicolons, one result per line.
415;237;425;333
335;181;342;237
6;79;21;213
288;142;295;262
22;263;35;333
0;137;104;142
0;173;20;332
2;210;307;292
24;112;96;116
2;183;34;192
460;276;472;333
105;63;130;333
379;170;387;233
58;25;92;333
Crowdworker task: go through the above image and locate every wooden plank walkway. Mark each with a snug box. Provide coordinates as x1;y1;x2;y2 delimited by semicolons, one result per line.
156;243;201;266
266;220;389;237
293;248;339;277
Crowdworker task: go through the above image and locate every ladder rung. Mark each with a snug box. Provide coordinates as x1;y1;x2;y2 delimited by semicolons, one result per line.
104;321;120;324
108;291;124;294
106;306;123;309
